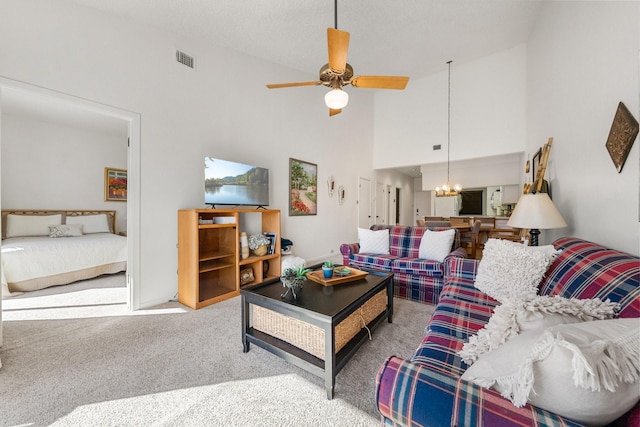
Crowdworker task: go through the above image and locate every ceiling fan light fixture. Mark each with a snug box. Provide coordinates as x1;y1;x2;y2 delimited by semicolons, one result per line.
324;88;349;109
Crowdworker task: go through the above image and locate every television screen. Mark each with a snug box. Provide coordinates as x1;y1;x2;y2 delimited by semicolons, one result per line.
204;157;269;207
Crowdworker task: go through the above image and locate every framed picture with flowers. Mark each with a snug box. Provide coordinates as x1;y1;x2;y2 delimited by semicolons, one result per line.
104;167;127;202
289;158;317;216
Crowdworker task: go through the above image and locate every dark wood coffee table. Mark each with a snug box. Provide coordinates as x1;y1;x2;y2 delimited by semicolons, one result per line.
241;268;393;399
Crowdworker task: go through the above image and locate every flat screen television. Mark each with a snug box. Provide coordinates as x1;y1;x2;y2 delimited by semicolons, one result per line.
204;157;269;207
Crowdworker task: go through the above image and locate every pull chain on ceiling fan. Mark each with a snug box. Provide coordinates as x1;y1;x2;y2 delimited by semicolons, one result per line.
266;0;410;117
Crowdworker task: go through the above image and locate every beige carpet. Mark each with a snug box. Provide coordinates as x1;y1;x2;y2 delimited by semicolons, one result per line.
0;274;435;426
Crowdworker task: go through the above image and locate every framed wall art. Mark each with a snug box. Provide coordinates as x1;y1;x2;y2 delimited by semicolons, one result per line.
289;158;317;216
531;148;542;183
104;167;127;202
605;101;639;173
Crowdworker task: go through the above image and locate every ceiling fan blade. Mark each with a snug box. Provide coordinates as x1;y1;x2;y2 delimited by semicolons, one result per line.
327;28;350;73
329;108;342;117
266;81;321;89
350;75;409;90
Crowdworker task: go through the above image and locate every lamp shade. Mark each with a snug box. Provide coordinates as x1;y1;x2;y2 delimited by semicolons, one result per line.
507;193;568;229
324;88;349;109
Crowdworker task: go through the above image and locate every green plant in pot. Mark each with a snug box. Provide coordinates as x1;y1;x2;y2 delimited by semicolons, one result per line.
248;233;270;256
322;260;334;279
280;265;310;299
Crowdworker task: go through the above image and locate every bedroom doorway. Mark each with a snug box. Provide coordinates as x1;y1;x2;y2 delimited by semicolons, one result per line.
0;78;141;345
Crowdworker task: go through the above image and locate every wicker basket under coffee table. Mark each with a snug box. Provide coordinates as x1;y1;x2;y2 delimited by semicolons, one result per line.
241;268;393;399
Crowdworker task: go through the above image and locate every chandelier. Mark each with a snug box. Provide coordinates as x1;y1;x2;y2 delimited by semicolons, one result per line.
435;60;461;197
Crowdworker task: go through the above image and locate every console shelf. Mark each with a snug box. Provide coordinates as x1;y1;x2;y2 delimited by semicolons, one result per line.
178;208;281;309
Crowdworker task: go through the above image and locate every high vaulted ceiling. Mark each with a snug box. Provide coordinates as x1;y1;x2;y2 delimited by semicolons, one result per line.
4;0;548;178
63;0;544;80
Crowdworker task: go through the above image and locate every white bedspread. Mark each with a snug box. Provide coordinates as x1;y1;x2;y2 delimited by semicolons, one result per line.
1;233;127;294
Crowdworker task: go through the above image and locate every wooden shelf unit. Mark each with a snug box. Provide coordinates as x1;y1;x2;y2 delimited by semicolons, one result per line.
177;208;281;309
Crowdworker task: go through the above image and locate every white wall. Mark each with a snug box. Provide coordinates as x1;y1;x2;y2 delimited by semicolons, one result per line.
1;114;128;232
420;153;522;192
0;0;376;307
526;1;639;253
374;44;527;169
375;2;639;255
374;169;415;226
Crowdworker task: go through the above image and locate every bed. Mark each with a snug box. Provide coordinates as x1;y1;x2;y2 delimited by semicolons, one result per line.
1;210;127;296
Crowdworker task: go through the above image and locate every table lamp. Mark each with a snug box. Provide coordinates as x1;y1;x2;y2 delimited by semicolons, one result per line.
507;193;567;246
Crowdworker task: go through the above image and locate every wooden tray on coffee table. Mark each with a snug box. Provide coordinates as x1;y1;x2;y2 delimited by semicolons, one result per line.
306;267;368;286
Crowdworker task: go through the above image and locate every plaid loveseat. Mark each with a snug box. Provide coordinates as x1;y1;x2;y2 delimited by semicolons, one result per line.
340;225;466;305
376;237;640;427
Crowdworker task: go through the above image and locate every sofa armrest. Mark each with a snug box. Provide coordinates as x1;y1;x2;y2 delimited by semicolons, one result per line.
444;255;479;282
376;356;585;427
444;247;467;263
339;243;359;266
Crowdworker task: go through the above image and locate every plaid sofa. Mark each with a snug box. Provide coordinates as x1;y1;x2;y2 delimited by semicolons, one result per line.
340;225;466;304
376;237;640;427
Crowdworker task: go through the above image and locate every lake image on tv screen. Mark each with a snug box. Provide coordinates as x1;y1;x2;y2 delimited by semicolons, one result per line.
204;157;269;206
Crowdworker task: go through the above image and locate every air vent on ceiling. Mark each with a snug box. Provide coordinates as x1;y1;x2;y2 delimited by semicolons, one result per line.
176;50;195;69
433;144;441;150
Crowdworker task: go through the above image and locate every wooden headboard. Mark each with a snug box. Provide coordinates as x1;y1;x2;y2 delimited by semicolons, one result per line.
1;210;117;238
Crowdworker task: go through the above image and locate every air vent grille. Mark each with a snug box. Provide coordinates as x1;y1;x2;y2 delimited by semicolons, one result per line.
176;50;195;69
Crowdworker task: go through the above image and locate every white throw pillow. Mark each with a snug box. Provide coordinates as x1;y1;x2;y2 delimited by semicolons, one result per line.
418;229;456;262
473;239;560;302
48;224;84;238
6;214;63;238
462;318;640;426
66;214;111;234
358;228;390;255
459;295;619;365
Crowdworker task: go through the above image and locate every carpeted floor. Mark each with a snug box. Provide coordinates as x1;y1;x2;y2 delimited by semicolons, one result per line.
0;274;435;426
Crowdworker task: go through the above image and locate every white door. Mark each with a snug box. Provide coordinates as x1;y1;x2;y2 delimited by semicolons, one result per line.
375;182;387;225
358;177;372;228
414;191;430;224
389;186;398;225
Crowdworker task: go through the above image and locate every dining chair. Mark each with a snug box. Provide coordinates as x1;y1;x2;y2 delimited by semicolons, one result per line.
449;216;471;226
425;220;451;228
476;217;497;251
416;219;426;226
476;217;496;228
424;216;444;221
460;220;482;259
488;227;524;243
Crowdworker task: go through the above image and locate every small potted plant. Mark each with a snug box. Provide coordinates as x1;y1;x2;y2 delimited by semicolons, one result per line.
248;233;270;256
280;265;311;299
322;260;334;279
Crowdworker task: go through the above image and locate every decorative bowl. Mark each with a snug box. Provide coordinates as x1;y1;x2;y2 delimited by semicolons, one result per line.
333;267;351;277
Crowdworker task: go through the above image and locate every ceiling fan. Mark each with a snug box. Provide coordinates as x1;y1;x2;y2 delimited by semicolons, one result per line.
266;1;409;117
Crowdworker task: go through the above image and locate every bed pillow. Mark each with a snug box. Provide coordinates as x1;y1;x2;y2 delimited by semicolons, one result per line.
461;318;640;425
66;214;111;234
358;228;390;255
418;229;456;262
48;224;84;238
459;295;619;365
473;239;560;302
6;214;63;238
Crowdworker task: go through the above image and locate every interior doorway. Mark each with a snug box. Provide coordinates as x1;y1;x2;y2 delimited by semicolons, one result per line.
388;185;398;225
414;191;430;224
358;177;372;228
375;181;387;225
0;77;141;346
395;188;401;225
